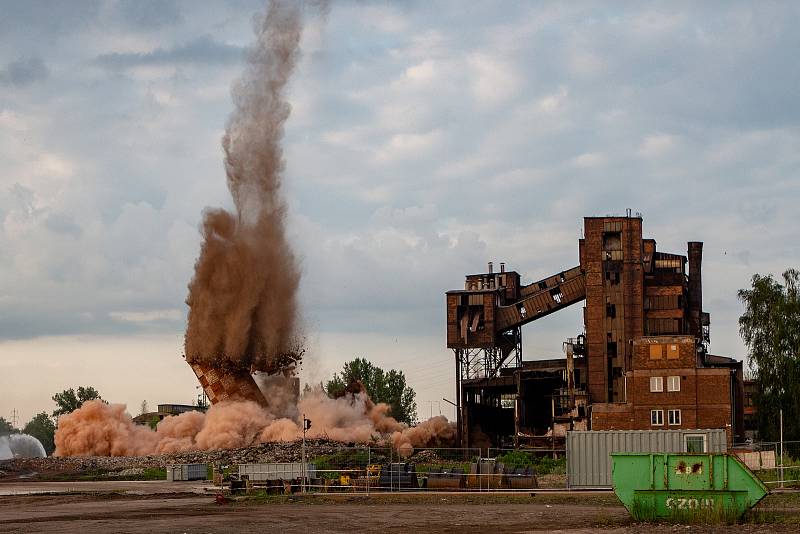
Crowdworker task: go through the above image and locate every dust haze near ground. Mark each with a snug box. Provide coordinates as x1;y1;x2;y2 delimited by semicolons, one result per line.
54;394;454;457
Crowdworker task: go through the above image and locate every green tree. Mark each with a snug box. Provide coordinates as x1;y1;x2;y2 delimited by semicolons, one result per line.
0;417;17;436
23;412;55;455
738;268;800;442
325;357;418;425
52;386;103;418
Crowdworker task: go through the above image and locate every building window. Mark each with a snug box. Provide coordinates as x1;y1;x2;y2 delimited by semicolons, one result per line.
649;344;663;360
666;344;680;360
651;409;663;426
668;409;681;425
650;376;663;392
684;434;706;453
667;376;681;392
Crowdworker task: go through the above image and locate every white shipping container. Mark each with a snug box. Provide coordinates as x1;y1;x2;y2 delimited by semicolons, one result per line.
567;429;727;488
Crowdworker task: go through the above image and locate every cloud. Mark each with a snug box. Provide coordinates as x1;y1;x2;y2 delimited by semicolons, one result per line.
0;57;48;87
115;0;183;30
638;134;676;158
109;309;183;323
95;35;243;70
0;1;798;376
44;213;82;238
468;53;521;105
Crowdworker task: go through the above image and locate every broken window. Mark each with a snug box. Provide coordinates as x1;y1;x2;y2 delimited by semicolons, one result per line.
603;232;622;251
550;288;563;303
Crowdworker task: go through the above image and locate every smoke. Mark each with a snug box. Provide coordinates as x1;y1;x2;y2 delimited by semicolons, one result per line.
55;393;456;457
184;0;303;374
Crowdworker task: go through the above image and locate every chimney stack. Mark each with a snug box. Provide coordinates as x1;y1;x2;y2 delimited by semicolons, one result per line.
488;261;493;274
500;262;505;273
688;242;703;338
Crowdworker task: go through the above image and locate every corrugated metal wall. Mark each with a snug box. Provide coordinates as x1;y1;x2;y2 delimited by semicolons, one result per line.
566;429;726;488
239;462;316;481
166;463;207;481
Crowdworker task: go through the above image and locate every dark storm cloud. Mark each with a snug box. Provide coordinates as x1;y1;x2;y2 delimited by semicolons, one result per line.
0;57;49;87
95;36;243;70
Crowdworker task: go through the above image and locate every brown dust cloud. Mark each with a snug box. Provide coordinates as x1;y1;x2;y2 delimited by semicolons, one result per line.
54;0;455;457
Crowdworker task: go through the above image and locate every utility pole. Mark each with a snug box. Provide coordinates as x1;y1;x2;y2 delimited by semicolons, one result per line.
424;400;441;419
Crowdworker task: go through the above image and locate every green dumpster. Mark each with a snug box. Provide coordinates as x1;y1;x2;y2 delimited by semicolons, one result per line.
611;453;768;521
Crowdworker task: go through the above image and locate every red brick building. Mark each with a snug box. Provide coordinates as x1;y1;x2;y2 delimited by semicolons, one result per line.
591;336;738;443
447;214;744;448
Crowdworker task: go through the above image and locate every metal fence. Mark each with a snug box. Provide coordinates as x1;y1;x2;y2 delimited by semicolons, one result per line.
733;440;800;488
217;437;800;493
225;445;567;493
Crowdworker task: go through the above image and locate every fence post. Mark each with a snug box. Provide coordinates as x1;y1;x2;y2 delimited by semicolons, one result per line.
367;446;370;496
780;409;784;488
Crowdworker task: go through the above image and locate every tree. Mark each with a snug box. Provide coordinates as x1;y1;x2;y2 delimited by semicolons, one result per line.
738;268;800;442
23;412;55;455
325;357;418;425
0;417;17;436
52;386;103;418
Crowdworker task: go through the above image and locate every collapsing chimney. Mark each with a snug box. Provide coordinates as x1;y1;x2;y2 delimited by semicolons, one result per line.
190;362;269;407
183;0;304;408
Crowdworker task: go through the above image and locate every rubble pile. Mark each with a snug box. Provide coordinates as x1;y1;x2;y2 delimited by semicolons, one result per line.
0;439;373;480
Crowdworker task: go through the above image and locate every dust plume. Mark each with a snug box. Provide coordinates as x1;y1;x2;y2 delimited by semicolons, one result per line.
54;391;456;457
184;0;303;373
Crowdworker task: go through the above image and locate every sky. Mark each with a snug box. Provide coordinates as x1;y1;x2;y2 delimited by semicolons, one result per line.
1;0;798;426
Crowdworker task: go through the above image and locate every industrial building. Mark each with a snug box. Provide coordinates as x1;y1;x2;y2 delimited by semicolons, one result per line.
446;213;744;448
133;404;207;426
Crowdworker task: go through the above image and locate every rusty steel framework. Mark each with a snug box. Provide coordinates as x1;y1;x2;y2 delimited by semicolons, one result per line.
456;328;523;381
445;213;740;448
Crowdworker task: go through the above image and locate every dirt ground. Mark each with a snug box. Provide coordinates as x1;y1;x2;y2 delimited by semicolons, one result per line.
0;483;798;533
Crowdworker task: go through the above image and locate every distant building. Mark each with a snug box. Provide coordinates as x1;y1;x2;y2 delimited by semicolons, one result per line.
132;403;206;426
